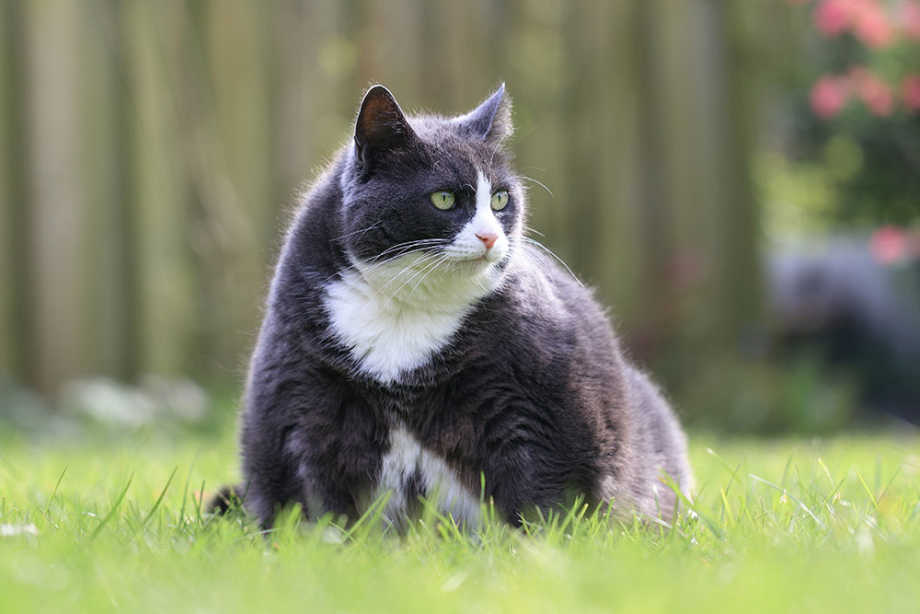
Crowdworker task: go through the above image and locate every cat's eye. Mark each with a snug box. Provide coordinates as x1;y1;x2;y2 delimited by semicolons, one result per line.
430;191;456;210
491;190;510;211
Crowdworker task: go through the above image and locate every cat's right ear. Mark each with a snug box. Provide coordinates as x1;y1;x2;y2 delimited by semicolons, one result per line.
354;85;417;170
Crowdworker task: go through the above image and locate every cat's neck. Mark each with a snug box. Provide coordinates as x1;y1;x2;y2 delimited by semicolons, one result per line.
359;253;500;311
321;253;506;385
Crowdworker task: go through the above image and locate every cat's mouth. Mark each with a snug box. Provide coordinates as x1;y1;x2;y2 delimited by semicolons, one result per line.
445;254;499;273
443;246;506;266
449;253;489;263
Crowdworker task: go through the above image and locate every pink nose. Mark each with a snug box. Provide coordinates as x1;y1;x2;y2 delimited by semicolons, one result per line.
475;232;498;250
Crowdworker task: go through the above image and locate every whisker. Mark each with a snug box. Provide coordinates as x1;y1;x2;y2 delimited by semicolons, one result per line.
407;254;452;297
524;225;545;238
523;238;584;287
372;238;442;253
389;253;450;299
377;264;424;295
332;221;383;243
318;267;349;285
317;238;447;286
367;239;448;263
377;252;443;292
394;253;450;298
516;175;553;197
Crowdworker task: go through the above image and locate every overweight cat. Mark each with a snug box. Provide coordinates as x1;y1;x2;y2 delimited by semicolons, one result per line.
215;84;692;530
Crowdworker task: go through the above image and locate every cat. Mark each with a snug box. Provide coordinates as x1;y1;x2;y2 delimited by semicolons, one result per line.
211;84;693;530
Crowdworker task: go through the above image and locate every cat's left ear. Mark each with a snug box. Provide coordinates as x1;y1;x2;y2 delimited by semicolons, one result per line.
354;85;418;169
455;83;512;144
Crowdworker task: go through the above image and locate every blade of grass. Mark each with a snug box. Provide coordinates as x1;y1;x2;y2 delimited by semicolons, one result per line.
877;466;901;503
43;466;67;517
706;448;743;495
196;480;206;525
90;474;133;540
749;473;826;530
780;456;793;488
140;466;177;530
720;487;735;528
557;497;587;536
178;460;196;528
660;473;724;540
821;476;847;509
817;457;835;488
344;491;390;542
854;471;879;510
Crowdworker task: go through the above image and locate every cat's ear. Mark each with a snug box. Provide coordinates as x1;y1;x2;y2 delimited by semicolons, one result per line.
455;83;512;144
354;85;417;169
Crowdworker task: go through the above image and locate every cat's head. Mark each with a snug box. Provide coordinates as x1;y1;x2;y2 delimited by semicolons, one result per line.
338;84;524;297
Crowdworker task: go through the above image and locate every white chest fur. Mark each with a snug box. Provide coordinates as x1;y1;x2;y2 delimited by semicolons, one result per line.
322;256;495;384
377;425;481;527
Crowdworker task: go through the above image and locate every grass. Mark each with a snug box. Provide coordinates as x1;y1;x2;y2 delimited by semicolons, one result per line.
1;418;919;613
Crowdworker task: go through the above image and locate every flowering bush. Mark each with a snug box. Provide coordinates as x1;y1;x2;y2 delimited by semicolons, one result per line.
796;0;920;118
783;0;920;226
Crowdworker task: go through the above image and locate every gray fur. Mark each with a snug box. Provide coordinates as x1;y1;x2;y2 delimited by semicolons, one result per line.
215;85;693;529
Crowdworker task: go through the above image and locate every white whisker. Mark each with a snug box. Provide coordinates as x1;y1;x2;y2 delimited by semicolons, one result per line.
516;175;553;197
524;225;545;238
407;254;453;297
367;239;448;263
389;253;450;300
333;221;383;243
377;252;443;292
523;238;583;287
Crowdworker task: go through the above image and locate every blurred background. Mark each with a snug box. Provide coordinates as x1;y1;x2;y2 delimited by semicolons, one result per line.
1;0;918;435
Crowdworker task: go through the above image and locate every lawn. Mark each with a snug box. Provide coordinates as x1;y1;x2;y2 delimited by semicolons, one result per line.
1;415;918;614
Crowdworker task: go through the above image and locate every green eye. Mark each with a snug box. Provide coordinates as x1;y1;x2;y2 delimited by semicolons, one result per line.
430;191;456;210
491;190;510;211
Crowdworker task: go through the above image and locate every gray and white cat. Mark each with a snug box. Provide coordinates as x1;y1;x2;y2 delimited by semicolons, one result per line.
213;84;693;530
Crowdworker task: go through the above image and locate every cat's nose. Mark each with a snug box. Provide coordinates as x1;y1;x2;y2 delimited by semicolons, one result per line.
475;232;498;250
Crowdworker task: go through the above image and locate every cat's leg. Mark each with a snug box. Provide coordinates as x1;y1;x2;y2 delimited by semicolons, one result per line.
480;431;576;526
626;367;693;518
240;365;383;529
239;411;307;529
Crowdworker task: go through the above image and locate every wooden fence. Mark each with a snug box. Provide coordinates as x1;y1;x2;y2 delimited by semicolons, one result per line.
0;0;783;396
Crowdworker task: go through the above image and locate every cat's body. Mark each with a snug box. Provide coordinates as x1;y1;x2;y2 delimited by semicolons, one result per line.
223;85;692;530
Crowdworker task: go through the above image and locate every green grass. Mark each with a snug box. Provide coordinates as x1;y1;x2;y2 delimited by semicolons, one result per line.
1;421;919;613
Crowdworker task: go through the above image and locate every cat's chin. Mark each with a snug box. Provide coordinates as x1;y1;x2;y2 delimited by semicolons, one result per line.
448;254;489;265
447;248;508;267
447;255;497;274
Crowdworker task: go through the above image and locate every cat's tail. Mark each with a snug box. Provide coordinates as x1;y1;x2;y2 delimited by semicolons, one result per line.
206;484;246;516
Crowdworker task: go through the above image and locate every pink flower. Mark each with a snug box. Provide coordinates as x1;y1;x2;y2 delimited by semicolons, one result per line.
810;76;849;118
854;71;893;116
848;65;871;86
814;0;851;35
871;226;907;265
902;75;920;111
901;0;920;39
851;0;895;47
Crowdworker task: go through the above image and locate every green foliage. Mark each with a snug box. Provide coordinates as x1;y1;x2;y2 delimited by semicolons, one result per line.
778;1;920;228
756;142;862;237
2;421;919;613
791;109;920;227
681;354;859;434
